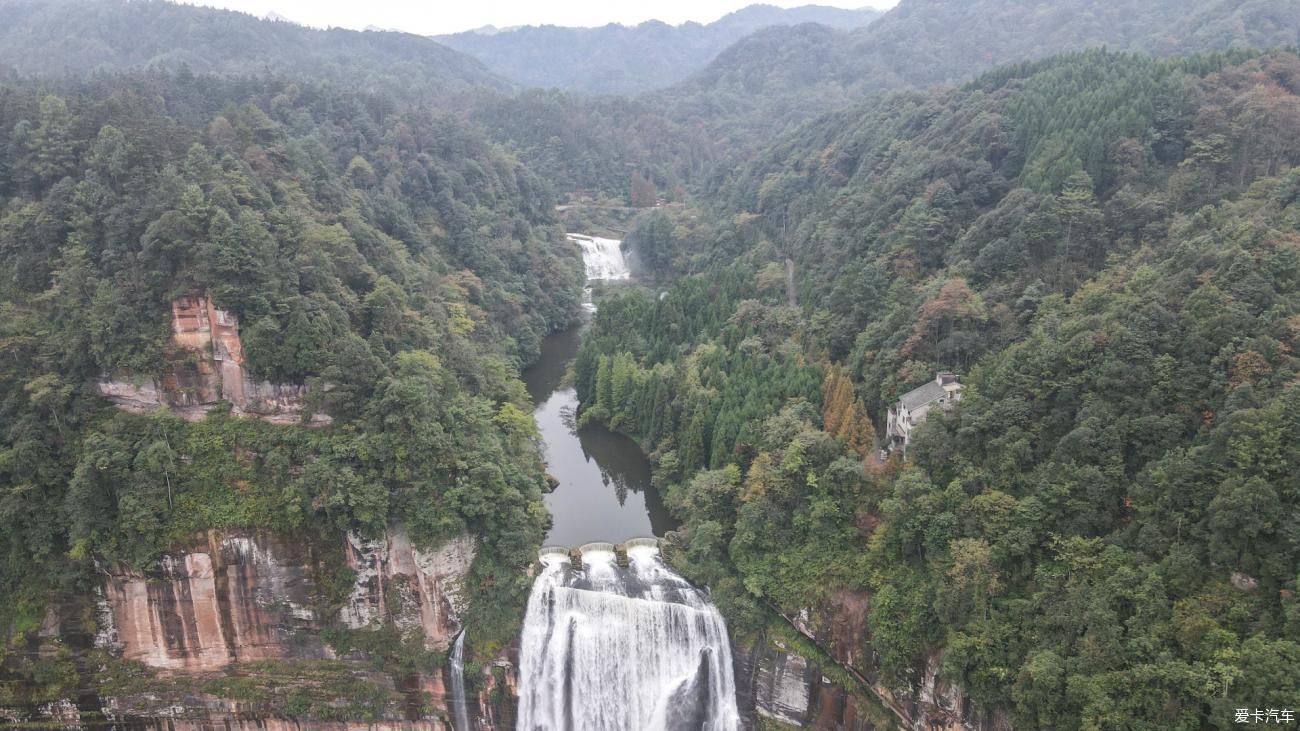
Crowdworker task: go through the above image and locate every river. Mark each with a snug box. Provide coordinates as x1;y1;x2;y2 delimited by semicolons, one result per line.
522;235;674;547
513;234;740;731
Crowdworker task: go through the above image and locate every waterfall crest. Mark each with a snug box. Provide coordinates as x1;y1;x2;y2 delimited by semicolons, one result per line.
517;545;740;731
569;234;630;281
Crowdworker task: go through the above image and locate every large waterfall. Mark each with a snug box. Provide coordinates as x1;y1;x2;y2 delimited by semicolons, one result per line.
569;234;630;281
517;544;740;731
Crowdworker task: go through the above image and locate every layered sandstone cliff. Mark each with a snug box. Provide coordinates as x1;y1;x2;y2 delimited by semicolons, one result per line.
97;296;330;426
98;531;329;671
733;635;882;731
61;527;496;729
98;527;477;666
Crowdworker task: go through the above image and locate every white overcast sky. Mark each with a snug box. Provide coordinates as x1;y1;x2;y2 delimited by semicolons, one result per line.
178;0;901;36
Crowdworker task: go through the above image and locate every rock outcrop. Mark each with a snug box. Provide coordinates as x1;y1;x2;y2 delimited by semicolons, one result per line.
99;531;330;671
100;527;477;669
476;652;520;731
341;528;476;650
733;637;878;730
97;295;330;426
58;528;488;729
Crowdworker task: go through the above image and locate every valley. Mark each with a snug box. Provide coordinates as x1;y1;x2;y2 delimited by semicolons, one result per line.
1;1;1298;730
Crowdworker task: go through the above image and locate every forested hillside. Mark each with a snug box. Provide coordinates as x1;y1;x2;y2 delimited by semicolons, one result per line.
580;49;1300;727
468;90;715;200
1;0;1298;727
659;0;1300;145
0;69;582;656
0;0;707;202
474;0;1300;201
0;0;509;97
4;0;1291;206
437;3;881;95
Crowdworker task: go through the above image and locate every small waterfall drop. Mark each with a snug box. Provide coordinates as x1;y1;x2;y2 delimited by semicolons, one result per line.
517;544;740;731
449;630;471;731
569;234;630;282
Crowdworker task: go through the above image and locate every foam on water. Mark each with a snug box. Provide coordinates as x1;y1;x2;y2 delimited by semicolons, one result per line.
569;233;630;282
448;630;471;731
517;546;740;731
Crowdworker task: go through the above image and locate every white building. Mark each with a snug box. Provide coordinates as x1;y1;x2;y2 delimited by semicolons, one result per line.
886;372;962;454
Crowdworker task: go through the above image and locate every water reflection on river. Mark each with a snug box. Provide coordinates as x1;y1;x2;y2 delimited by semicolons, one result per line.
523;326;675;547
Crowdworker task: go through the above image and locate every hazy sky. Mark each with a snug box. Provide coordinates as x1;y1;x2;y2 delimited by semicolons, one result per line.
178;0;901;36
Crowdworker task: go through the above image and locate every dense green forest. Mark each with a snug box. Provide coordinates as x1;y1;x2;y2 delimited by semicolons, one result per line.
467;90;713;201
470;0;1300;201
3;0;1292;204
0;70;582;655
460;0;1300;201
656;0;1300;151
579;49;1300;728
437;4;880;95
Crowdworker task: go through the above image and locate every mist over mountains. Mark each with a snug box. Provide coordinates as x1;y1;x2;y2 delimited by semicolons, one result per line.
437;3;884;95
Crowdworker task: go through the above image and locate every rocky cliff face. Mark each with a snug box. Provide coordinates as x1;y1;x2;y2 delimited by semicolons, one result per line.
98;531;330;671
733;636;879;731
0;527;512;729
99;526;477;661
340;530;475;651
97;295;330;426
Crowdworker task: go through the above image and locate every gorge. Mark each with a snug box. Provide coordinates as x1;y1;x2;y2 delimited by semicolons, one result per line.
515;236;743;730
0;234;755;731
6;1;1299;729
524;235;673;547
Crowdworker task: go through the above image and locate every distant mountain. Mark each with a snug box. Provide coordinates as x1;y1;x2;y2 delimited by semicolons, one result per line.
660;0;1300;142
0;0;510;96
461;0;1300;199
436;4;882;95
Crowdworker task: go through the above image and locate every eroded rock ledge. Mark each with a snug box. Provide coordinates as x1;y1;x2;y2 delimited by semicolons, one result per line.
340;529;476;650
97;296;331;426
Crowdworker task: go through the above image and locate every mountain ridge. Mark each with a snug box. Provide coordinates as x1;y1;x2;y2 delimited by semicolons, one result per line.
657;0;1300;143
436;3;883;94
0;0;512;96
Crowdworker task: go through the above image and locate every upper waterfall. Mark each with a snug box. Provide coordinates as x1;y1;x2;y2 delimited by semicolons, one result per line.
517;544;740;731
570;233;631;281
448;630;471;731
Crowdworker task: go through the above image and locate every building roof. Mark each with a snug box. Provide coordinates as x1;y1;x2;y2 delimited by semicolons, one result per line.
898;380;948;411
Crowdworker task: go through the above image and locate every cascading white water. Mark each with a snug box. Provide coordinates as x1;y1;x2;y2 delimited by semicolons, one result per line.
448;630;471;731
569;234;630;282
517;545;740;731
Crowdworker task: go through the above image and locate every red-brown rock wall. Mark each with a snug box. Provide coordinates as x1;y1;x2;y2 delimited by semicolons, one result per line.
100;532;329;671
97;295;330;426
